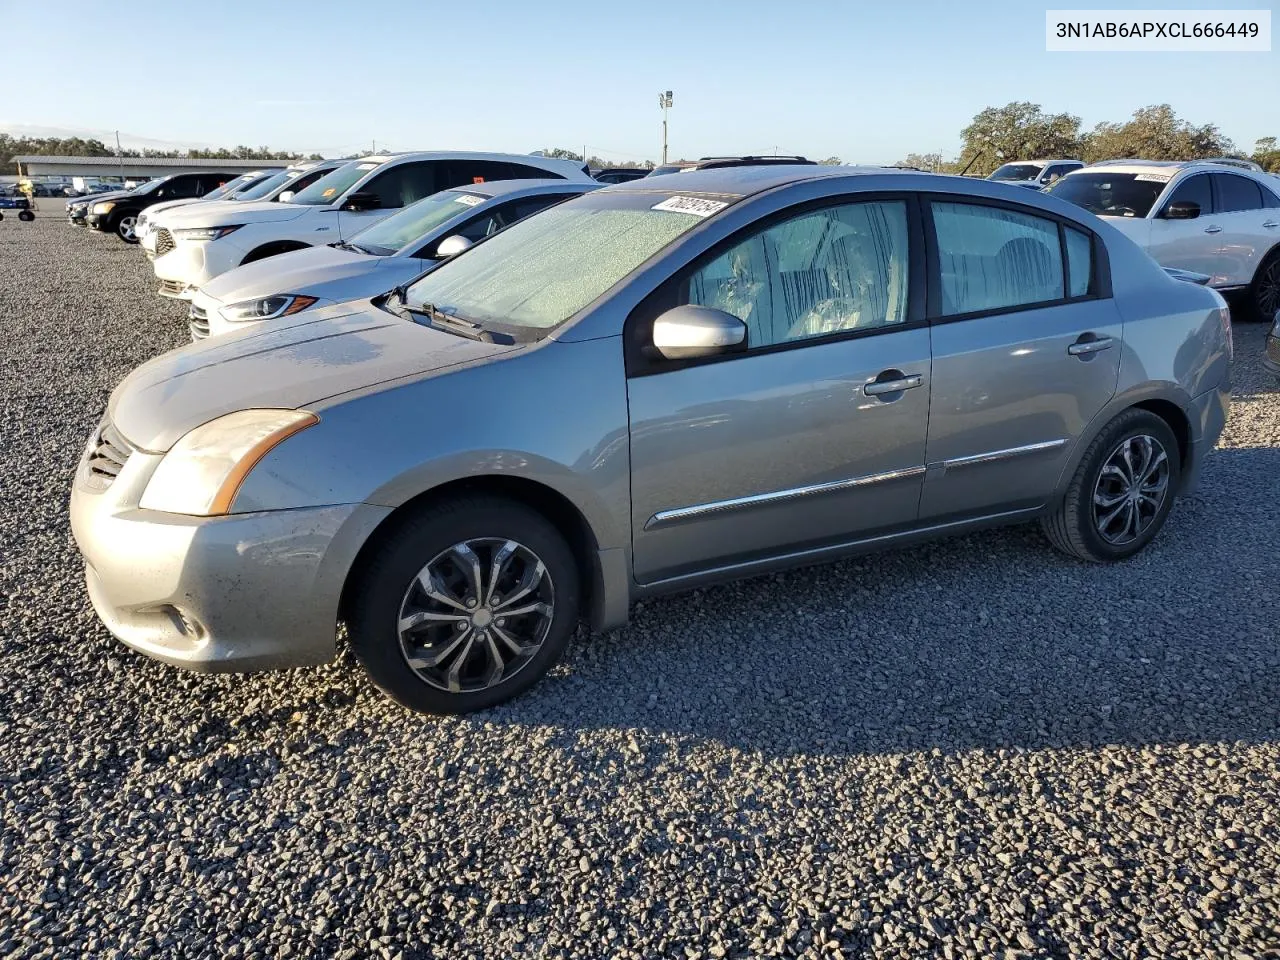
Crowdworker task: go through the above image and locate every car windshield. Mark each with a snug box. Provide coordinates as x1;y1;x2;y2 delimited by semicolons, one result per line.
204;175;254;200
352;190;490;256
1045;172;1167;218
130;177;169;196
234;169;296;201
403;191;716;332
289;159;381;206
989;163;1044;181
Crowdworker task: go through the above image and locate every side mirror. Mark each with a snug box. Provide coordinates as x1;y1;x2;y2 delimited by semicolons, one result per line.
1164;200;1200;220
434;234;474;259
342;191;381;212
277;190;295;203
651;305;747;360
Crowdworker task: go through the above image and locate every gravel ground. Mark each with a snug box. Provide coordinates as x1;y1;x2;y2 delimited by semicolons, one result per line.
2;214;1279;960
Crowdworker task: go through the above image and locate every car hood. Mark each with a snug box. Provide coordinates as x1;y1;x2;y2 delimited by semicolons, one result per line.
76;189;134;206
158;199;313;228
109;306;516;451
199;244;422;305
141;198;199;218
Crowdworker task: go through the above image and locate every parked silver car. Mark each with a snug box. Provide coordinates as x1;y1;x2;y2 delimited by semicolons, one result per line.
71;166;1232;714
187;179;602;341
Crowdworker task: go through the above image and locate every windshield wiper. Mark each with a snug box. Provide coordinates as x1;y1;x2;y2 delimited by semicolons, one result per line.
411;302;515;345
332;240;373;255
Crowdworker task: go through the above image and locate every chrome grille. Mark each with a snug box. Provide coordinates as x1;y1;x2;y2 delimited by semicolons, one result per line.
157;279;187;298
189;304;210;341
154;228;176;257
86;419;134;486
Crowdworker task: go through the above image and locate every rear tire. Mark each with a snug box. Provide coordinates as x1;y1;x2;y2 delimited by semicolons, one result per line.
18;209;33;222
1248;248;1280;324
348;496;581;714
1042;409;1181;562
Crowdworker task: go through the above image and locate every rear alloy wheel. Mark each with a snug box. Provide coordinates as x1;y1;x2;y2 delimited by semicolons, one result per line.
349;496;581;714
1251;250;1280;323
1042;409;1181;562
116;214;139;243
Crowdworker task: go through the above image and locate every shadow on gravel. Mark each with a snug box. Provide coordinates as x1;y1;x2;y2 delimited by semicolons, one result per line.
483;444;1280;759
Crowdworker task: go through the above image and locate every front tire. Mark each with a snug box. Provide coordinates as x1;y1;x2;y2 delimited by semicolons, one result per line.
115;214;139;243
348;496;581;714
1042;409;1181;562
18;209;33;222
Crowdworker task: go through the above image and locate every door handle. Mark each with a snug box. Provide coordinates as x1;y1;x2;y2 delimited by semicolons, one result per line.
1068;336;1114;357
1264;221;1280;229
864;374;923;396
1203;225;1222;234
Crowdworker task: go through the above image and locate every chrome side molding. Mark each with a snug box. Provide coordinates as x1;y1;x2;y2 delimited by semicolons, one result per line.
940;438;1068;472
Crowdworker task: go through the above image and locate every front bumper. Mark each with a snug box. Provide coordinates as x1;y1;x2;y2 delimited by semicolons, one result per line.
70;449;390;673
86;213;108;231
154;236;248;300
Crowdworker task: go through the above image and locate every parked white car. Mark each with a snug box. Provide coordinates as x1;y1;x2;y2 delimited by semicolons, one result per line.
134;169;281;246
139;160;347;256
148;152;593;300
1048;159;1280;319
987;159;1084;190
187;179;601;340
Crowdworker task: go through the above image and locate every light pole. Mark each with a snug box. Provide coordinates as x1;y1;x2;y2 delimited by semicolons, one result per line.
658;91;673;165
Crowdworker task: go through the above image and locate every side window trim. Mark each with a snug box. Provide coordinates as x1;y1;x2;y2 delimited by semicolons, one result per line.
623;191;928;378
921;193;1111;326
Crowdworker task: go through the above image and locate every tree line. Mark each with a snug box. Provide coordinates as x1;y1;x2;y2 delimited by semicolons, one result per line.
1;134;322;167
898;103;1280;175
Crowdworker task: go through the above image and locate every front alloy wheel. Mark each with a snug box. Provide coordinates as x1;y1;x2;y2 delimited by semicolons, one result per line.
117;215;138;243
349;496;581;714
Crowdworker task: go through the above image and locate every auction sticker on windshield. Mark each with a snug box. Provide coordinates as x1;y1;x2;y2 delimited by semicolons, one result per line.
1135;173;1172;182
454;194;484;206
652;196;729;217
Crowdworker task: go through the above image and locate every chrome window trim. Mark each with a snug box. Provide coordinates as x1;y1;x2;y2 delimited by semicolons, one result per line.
645;466;927;530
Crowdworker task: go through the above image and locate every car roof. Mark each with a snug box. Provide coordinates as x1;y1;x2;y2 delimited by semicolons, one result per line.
607;163;929;198
354;151;587;175
1078;158;1265;176
455;179;603;199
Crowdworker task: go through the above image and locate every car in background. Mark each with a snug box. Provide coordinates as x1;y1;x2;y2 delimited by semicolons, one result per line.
72;165;1231;715
1264;310;1280;379
188;179;601;340
132;169;281;244
987;159;1084;190
138;160;347;254
84;172;241;242
67;184;138;224
1047;159;1280;319
148;151;594;300
647;155;816;177
594;168;649;184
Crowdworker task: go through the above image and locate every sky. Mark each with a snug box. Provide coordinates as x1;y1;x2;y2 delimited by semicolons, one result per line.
1;0;1276;165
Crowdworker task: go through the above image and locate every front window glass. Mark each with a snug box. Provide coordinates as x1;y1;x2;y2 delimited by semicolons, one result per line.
404;193;712;331
203;175;251;200
932;202;1065;314
289;160;382;206
1046;172;1167;218
352;191;487;255
685;201;909;347
989;163;1045;181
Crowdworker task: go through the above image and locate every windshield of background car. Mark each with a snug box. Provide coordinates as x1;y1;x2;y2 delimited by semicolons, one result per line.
289;160;380;206
989;163;1044;181
352;191;489;255
203;176;248;200
1046;172;1167;218
404;191;723;331
131;177;170;196
234;169;296;201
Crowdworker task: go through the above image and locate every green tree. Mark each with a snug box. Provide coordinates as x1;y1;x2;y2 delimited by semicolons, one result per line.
956;102;1083;177
895;152;948;172
1081;104;1234;162
1252;137;1280;172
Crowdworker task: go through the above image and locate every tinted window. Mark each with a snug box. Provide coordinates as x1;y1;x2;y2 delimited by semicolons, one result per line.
1215;174;1264;213
1064;226;1093;298
290;159;382;205
362;162;437;209
502;195;572;223
1263;182;1280;208
1162;174;1212;216
685;200;910;348
931;202;1064;315
1047;173;1166;218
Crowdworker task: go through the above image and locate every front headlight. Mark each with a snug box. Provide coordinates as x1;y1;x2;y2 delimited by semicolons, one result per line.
91;201;116;214
174;225;243;241
139;409;319;516
219;294;318;323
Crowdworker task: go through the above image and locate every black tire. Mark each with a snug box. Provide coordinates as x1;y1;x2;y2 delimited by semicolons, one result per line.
348;495;581;714
1042;409;1181;562
18;209;33;222
1248;248;1280;324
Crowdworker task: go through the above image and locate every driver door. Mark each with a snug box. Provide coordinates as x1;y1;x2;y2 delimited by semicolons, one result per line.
1147;173;1221;276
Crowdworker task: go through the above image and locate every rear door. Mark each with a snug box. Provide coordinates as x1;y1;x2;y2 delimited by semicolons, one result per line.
920;197;1122;521
1210;173;1273;287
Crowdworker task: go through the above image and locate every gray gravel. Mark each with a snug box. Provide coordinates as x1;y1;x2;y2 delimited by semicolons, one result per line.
3;215;1280;960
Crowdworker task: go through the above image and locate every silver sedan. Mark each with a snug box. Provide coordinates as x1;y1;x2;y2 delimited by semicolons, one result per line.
72;165;1232;713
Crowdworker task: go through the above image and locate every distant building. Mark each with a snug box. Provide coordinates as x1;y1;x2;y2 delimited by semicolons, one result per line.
11;155;283;179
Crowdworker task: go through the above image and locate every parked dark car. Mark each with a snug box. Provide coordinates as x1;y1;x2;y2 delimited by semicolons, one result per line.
594;168;650;184
84;171;240;243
